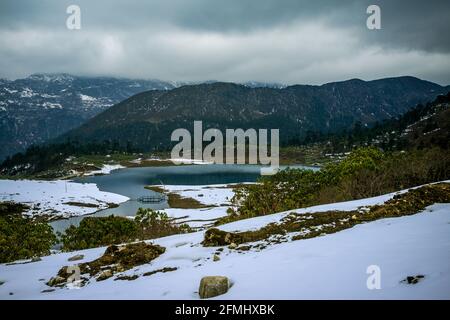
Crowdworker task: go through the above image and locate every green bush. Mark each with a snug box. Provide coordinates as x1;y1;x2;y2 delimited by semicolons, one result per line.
135;208;192;239
222;147;450;224
0;202;57;263
60;209;192;251
60;215;138;251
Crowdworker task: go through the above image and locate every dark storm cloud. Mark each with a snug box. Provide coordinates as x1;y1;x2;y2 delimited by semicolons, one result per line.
0;0;449;84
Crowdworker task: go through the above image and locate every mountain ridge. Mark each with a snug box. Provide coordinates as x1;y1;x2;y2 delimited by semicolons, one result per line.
59;76;449;151
0;74;179;160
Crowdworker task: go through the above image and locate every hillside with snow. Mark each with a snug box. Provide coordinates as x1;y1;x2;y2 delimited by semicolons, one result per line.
0;179;128;219
0;74;177;161
1;183;449;299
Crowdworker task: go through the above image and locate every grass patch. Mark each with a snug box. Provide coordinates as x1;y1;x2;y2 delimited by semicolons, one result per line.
145;186;209;209
63;202;99;208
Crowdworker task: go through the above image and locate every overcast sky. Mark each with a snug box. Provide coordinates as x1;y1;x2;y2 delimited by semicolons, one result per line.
0;0;449;85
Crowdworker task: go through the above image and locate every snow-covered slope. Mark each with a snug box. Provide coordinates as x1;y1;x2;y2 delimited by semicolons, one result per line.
155;183;241;229
0;179;129;218
1;189;449;299
0;73;177;160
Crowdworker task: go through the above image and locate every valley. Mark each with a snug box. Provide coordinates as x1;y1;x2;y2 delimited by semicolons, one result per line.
0;76;449;301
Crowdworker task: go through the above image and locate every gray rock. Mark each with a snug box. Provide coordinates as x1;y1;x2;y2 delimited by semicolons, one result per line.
97;269;113;281
47;276;66;287
68;254;84;262
213;254;220;262
199;276;229;299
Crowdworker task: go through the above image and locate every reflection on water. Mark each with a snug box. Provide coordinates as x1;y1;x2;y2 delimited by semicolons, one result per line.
50;164;316;233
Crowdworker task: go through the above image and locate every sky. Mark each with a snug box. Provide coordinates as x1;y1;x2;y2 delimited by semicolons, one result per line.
0;0;449;85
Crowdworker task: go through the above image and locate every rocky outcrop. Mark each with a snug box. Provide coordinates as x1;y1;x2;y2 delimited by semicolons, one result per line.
47;242;165;287
202;228;243;247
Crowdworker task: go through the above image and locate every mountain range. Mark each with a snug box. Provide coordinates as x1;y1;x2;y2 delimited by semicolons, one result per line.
59;76;449;152
0;74;289;160
0;73;182;160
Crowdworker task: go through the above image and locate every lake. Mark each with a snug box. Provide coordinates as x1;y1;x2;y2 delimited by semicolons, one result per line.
50;164;316;233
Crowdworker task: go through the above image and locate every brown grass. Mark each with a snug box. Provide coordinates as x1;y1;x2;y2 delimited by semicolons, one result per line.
145;186;209;209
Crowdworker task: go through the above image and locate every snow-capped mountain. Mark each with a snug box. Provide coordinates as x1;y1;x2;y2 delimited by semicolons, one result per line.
0;73;177;160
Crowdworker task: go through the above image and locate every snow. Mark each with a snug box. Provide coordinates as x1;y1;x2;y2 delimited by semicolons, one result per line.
155;182;398;232
79;94;97;102
40;93;59;98
219;190;401;233
165;207;229;229
82;164;125;176
1;181;449;299
169;158;213;165
160;184;236;206
152;184;248;228
20;88;36;98
0;197;449;299
129;158;142;164
4;88;17;94
42;102;62;109
0;179;129;218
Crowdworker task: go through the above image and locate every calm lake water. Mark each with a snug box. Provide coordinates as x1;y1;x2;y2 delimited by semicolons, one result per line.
50;164;316;233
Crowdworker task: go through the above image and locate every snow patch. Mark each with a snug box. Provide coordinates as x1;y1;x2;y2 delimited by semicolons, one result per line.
79;94;97;102
0;179;129;218
83;164;125;176
42;102;63;109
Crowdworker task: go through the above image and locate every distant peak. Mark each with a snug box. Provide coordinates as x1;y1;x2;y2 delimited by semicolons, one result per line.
242;81;287;89
28;73;76;82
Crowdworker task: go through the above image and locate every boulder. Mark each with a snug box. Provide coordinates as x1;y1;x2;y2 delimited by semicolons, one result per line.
68;254;84;262
199;276;229;299
213;254;220;262
228;243;237;249
97;269;113;281
47;276;66;287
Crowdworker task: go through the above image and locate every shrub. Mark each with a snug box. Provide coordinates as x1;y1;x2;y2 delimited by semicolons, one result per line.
135;208;192;239
0;202;57;263
60;209;192;251
222;147;450;224
60;215;138;251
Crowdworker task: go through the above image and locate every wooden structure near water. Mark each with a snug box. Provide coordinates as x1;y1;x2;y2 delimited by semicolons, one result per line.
137;195;166;203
